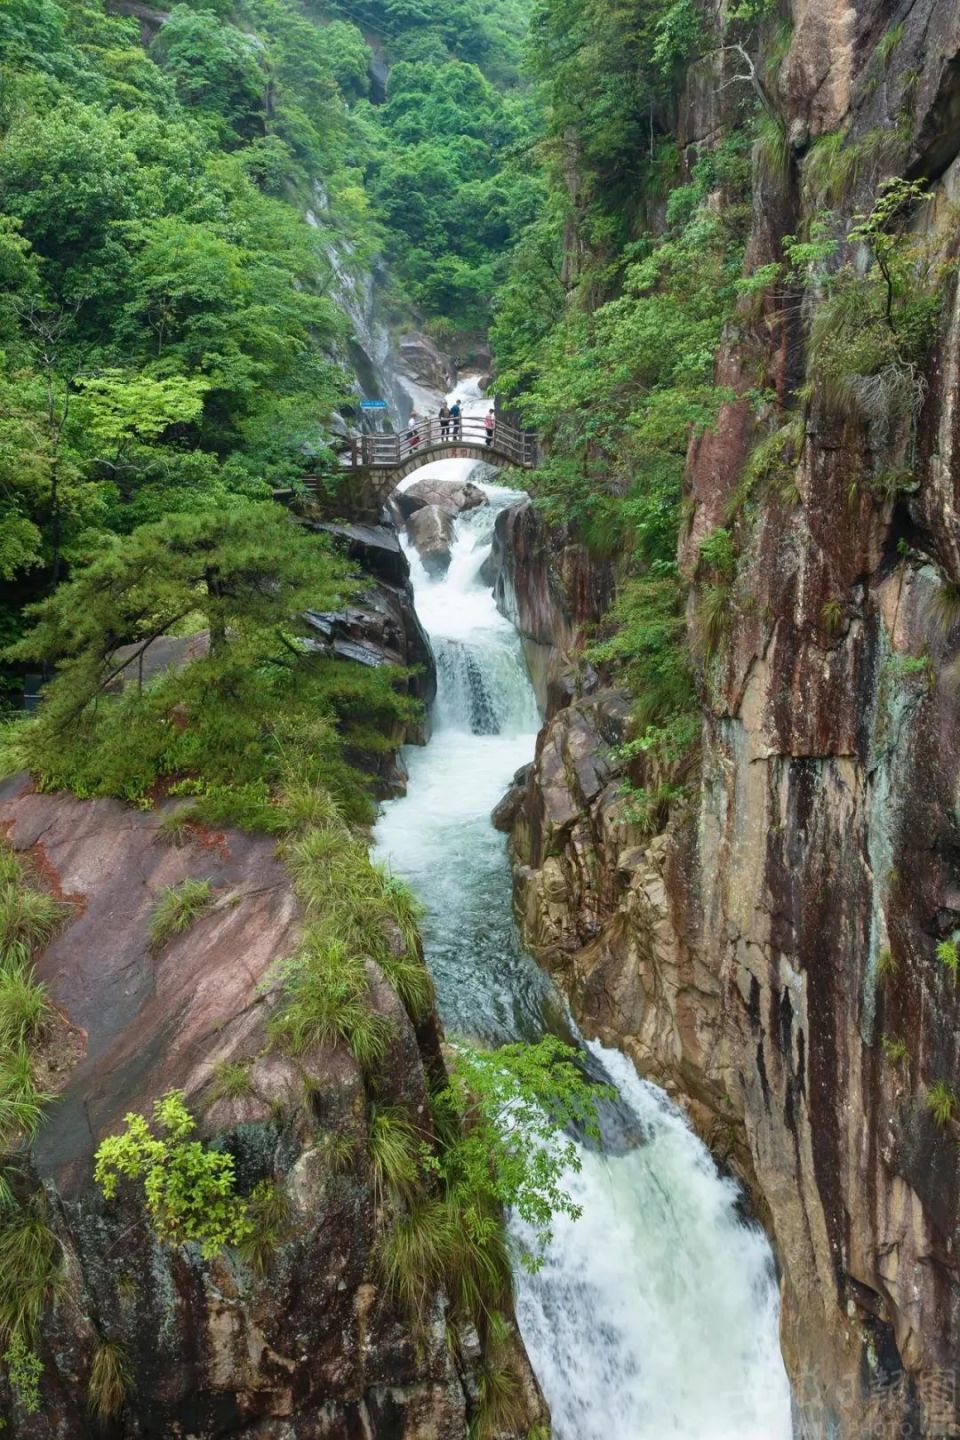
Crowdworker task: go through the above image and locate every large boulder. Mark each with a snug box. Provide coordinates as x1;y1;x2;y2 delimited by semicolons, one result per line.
308;520;409;587
392;332;456;392
396;478;489;520
406;504;455;576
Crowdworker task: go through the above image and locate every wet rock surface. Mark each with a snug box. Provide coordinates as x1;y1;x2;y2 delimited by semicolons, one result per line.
405;504;455;577
392;332;456;394
492;500;613;715
395;477;488;519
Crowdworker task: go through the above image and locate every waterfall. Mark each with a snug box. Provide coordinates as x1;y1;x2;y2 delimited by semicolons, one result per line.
374;474;794;1440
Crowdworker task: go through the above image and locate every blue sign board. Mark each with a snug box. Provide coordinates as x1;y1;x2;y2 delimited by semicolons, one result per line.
360;399;387;410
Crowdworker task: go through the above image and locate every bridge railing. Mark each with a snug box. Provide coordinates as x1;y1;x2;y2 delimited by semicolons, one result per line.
344;415;537;469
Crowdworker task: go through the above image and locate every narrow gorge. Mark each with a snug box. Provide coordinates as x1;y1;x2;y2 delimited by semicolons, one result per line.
1;0;959;1436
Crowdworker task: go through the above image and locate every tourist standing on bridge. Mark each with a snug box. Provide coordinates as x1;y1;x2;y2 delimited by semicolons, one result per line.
450;399;462;439
484;408;495;446
439;401;451;440
407;412;420;449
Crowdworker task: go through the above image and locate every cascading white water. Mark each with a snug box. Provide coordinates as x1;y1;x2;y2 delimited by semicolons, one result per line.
374;470;794;1440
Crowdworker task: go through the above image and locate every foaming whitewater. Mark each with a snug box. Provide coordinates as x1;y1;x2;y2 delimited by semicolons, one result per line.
375;470;793;1439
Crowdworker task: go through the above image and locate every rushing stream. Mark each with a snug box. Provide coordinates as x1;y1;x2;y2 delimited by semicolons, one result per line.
374;457;794;1440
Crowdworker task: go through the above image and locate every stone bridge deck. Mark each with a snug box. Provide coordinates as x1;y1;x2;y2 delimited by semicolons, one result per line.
275;416;537;513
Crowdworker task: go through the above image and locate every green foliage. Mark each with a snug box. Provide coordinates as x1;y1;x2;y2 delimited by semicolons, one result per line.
698;528;736;581
208;1059;253;1102
10;503;416;825
471;1311;530;1440
936;939;959;978
87;1339;133;1421
875;944;897;980
927;581;960;638
0;0;379;698
282;824;435;1020
360;58;544;333
880;1034;908;1065
872;23;904;72
804;179;940;442
586;572;698;766
725;418;805;520
94;1090;253;1259
147;878;214;950
368;1106;423;1206
432;1035;607;1267
3;1332;42;1416
380;1036;607;1327
820;598;844;634
0;964;52;1049
237;1179;290;1275
268;936;391;1069
0;1196;64;1345
926;1081;957;1129
0;1046;51;1146
0;868;68;961
802;128;901;209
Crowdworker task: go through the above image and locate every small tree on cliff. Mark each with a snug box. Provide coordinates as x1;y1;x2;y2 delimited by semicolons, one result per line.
6;503;413;813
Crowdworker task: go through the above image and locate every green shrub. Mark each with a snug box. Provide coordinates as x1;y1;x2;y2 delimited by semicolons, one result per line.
697;527;736;580
936;939;959;977
726;418;805;522
698;584;730;657
820;598;844;634
282;825;434;1022
320;1128;359;1175
472;1312;528;1440
926;1081;957;1128
0;721;27;784
875;945;897;979
87;1339;133;1420
4;1331;42;1415
147;878;214;950
928;582;960;638
94;1091;252;1259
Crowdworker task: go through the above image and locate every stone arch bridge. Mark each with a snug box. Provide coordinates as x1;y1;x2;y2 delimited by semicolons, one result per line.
275;416;538;513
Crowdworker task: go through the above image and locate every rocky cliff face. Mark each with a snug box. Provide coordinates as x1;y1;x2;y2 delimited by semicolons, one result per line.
0;779;543;1437
501;4;960;1435
491;500;614;716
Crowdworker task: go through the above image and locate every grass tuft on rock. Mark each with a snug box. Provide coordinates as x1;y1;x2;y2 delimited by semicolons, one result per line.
268;937;391;1070
368;1106;423;1206
0;964;52;1049
87;1339;134;1420
926;1080;957;1128
237;1180;290;1276
208;1060;253;1102
147;878;214;951
0;877;68;961
0;1196;64;1345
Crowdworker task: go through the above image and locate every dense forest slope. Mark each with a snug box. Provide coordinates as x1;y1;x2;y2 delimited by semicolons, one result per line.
489;0;960;1435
